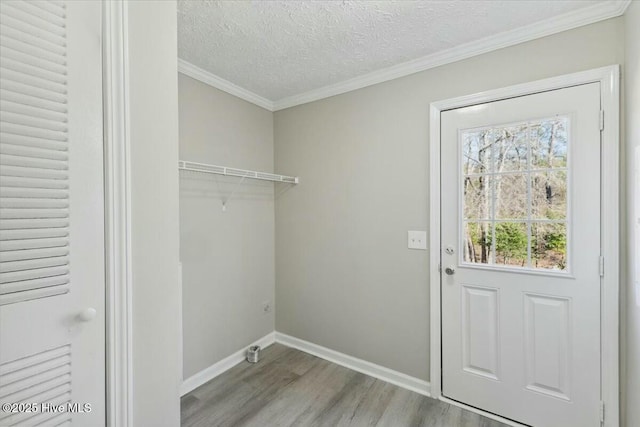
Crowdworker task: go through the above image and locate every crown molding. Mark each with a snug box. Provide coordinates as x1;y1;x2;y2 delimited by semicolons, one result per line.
272;0;631;111
178;1;630;113
177;59;274;111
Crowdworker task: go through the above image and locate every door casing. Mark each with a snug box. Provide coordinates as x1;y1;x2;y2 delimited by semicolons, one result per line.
103;1;133;426
428;65;620;427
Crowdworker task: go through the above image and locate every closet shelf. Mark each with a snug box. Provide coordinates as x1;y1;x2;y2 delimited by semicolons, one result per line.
178;160;299;184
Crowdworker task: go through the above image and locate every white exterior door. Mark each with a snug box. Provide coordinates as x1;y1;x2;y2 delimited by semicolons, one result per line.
441;83;602;427
0;1;105;425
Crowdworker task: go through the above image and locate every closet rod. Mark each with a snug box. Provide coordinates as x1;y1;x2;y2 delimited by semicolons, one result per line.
178;160;299;184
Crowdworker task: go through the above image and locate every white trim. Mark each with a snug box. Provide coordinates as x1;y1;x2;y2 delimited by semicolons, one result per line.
178;262;183;385
104;1;133;426
428;102;442;402
177;59;274;111
599;64;621;427
180;332;276;396
428;65;620;426
176;1;629;112
179;331;431;399
275;332;431;397
272;1;630;111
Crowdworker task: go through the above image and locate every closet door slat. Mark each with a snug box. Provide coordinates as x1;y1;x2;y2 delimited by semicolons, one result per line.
0;0;69;305
0;227;68;241
0;236;68;250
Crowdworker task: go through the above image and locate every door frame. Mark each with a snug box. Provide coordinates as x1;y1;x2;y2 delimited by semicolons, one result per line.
428;65;620;427
103;1;133;426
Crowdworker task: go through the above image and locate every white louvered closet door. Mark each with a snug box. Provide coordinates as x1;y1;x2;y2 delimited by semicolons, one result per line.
0;1;105;425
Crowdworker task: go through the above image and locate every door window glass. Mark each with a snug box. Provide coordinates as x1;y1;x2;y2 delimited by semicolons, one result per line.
461;117;569;271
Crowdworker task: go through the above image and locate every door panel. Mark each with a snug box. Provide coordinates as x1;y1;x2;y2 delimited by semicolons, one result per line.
461;284;500;380
523;293;571;400
0;1;104;425
441;83;601;427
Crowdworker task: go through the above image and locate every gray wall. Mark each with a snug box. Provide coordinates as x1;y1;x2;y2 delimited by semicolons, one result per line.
274;18;624;382
624;3;639;426
127;1;182;426
179;74;275;379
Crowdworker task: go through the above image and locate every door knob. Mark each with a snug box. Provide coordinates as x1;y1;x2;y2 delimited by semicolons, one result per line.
445;267;456;275
77;307;96;322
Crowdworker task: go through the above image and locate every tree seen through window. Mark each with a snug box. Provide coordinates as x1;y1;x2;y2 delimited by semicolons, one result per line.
461;117;568;271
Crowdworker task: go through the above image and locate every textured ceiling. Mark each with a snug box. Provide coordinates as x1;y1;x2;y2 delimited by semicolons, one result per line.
177;0;606;102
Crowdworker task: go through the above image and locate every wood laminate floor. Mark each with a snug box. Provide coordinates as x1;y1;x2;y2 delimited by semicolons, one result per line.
181;343;509;427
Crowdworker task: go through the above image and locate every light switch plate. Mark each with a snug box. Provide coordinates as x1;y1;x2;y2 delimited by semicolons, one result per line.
408;230;427;250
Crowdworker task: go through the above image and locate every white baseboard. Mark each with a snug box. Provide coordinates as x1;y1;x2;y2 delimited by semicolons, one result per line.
274;332;431;397
180;332;276;396
181;331;430;398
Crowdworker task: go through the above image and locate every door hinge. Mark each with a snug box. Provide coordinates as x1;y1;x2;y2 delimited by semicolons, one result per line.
600;400;605;423
600;110;605;131
599;255;605;277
